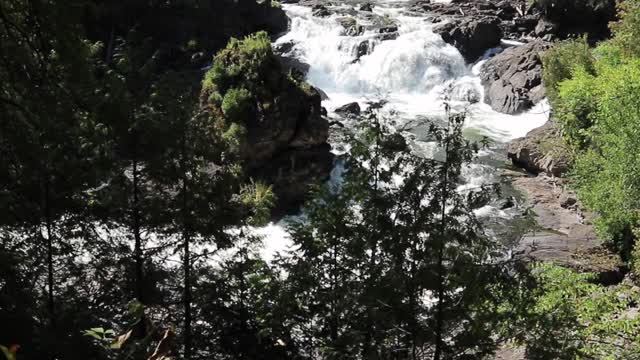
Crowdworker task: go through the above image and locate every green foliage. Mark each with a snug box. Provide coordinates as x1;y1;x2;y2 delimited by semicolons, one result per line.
541;37;595;104
276;103;505;357
221;87;254;122
611;0;640;58
508;263;640;359
240;181;276;226
558;59;640;256
204;31;273;96
544;0;640;256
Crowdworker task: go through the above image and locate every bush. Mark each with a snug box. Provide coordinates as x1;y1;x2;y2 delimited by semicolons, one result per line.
222;87;254;122
611;0;640;57
513;263;640;359
541;37;595;104
554;67;599;149
568;59;640;257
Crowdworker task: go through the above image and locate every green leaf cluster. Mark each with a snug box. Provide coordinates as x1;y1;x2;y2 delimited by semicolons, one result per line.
543;0;640;258
509;264;640;359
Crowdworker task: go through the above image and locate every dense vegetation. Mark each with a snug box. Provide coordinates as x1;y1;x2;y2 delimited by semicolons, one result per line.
543;0;640;261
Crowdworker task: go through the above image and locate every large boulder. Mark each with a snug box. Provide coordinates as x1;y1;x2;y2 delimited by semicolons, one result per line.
480;41;550;114
511;175;625;285
506;121;569;177
434;16;502;62
335;102;361;116
201;32;333;216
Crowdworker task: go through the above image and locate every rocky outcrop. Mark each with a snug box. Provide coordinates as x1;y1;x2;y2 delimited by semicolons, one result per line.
335;102;361;116
201;33;333;216
510;174;625;285
434;16;502;62
244;84;333;216
506;121;569;177
480;41;550;114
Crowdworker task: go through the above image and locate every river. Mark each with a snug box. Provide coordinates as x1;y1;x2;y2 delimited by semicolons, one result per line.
254;1;550;260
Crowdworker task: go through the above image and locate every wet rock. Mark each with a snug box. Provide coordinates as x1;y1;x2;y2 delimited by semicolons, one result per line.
480;41;550;114
274;40;296;55
499;197;516;210
356;40;371;59
378;32;399;41
335;102;361;116
506;121;570;177
360;2;373;12
379;25;399;33
315;86;330;101
338;17;364;36
312;4;331;17
434;16;502;61
276;54;311;76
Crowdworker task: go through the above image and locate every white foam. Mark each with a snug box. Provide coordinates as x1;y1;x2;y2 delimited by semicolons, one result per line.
257;4;550;261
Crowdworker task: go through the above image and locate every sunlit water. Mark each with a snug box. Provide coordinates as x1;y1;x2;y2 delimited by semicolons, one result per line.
255;2;550;261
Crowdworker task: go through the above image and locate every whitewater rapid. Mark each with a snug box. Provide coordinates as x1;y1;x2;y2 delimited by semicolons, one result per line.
256;2;550;261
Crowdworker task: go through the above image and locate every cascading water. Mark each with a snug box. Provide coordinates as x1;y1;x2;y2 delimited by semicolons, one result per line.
255;1;550;260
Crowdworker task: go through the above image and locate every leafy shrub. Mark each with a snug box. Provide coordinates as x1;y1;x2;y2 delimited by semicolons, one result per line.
541;37;595;104
511;263;640;359
554;67;599;149
222;87;254;122
567;59;640;257
611;0;640;57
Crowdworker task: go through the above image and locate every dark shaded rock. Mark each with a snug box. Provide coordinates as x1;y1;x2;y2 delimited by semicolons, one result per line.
379;25;399;33
276;55;310;76
480;41;550;114
335;102;361;116
315;86;330;101
360;3;373;12
499;197;516;210
378;32;399;41
434;16;502;61
559;193;577;209
535;18;559;37
274;40;296;55
356;40;373;59
312;4;331;17
506;121;570;177
253;143;335;218
338;17;364;36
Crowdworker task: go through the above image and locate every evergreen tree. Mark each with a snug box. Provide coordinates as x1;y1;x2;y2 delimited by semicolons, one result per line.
278;102;504;359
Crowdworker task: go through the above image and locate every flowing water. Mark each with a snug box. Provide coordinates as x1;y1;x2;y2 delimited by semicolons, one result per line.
254;1;550;260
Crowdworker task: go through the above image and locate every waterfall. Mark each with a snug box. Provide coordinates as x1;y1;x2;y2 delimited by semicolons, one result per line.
256;2;550;260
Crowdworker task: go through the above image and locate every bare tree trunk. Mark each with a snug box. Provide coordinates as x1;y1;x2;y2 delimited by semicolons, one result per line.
132;145;144;304
433;121;451;360
181;124;193;360
44;177;55;329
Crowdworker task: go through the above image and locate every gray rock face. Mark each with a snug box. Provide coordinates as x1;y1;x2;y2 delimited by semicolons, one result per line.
511;175;625;285
506;121;569;177
480;41;550;114
433;16;502;62
335;102;361;116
